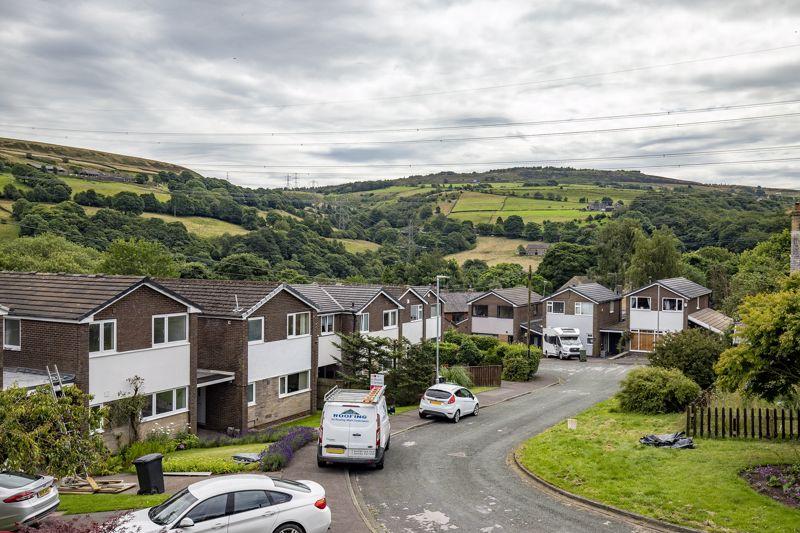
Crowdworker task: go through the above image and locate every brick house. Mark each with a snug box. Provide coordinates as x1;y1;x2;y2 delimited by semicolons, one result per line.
540;282;622;357
415;286;446;341
0;272;202;444
626;277;731;352
384;286;430;344
524;242;550;256
439;291;476;333
159;279;320;433
292;284;347;379
467;287;542;343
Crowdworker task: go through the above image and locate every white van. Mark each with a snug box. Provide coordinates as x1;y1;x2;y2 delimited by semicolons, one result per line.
317;386;390;469
543;327;584;359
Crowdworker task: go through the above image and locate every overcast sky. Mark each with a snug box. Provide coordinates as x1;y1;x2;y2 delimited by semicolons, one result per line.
1;0;799;188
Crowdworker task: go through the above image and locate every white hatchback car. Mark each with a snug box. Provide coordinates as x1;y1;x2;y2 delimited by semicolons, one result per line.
125;475;331;533
418;383;479;423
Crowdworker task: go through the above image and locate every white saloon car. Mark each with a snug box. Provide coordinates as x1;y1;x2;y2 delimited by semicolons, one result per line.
418;383;479;423
125;475;330;533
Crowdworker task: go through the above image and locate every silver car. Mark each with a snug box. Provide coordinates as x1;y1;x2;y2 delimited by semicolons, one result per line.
0;471;60;530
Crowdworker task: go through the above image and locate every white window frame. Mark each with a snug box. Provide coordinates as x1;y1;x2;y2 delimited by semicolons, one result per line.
587;333;594;345
410;304;423;322
152;313;189;347
278;370;311;398
141;386;189;422
547;301;565;314
3;317;21;350
247;382;256;406
383;309;398;330
89;319;117;355
609;301;615;314
430;303;440;318
630;296;651;310
320;314;335;335
286;312;311;338
661;298;684;312
575;302;594;316
247;317;264;344
358;313;370;332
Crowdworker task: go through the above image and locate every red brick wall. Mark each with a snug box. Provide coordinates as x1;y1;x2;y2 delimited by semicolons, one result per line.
196;317;247;432
250;290;313;342
363;293;401;333
95;285;187;352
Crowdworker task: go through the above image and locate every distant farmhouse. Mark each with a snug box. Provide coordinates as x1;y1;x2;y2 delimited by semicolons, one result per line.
524;242;551;256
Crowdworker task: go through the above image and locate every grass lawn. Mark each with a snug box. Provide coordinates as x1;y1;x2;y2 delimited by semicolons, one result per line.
59;176;171;201
161;443;264;474
59;493;170;516
445;236;543;270
326;237;381;253
518;399;800;532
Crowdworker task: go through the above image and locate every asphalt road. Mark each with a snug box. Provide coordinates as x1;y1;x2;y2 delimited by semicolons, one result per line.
353;359;645;533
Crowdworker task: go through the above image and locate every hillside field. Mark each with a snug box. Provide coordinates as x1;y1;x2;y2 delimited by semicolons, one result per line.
445;236;543;270
0;200;18;242
81;207;249;238
0;172;172;201
326;237;381;253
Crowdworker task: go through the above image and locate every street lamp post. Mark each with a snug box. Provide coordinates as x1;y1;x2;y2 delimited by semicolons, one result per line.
435;274;448;382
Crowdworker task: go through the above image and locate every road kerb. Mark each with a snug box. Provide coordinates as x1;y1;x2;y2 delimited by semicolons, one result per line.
511;448;702;533
346;468;382;533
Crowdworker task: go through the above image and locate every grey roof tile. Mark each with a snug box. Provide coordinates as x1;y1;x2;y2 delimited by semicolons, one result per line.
570;283;620;304
158;278;282;317
659;277;712;299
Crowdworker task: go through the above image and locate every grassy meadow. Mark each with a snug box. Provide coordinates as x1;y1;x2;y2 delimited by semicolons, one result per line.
445;236;543;270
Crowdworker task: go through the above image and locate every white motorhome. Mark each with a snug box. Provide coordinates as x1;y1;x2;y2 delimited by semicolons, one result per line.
317;386;391;469
543;327;584;359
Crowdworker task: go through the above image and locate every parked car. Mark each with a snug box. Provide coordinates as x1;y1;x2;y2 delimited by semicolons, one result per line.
125;475;330;533
318;385;390;469
0;471;59;531
418;383;479;423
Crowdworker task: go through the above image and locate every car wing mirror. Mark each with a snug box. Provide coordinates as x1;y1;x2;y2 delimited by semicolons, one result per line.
387;406;396;415
178;518;195;528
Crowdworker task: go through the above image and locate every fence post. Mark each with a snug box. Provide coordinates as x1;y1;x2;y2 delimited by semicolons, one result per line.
782;410;786;440
758;408;762;439
699;407;704;437
751;408;755;439
789;410;793;440
707;406;711;436
714;407;719;437
735;408;740;437
721;405;726;438
766;409;770;439
743;408;747;438
773;408;778;439
686;407;691;436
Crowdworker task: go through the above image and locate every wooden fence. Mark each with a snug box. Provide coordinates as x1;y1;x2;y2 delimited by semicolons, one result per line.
316;377;343;406
685;403;800;440
465;365;502;387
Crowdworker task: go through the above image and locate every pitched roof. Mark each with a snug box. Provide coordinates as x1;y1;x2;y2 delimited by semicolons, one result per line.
689;308;734;334
0;272;198;322
599;316;628;333
383;285;426;303
568;283;620;304
158;278;281;318
320;284;403;312
440;291;477;314
558;275;593;291
658;277;712;299
469;287;542;307
292;284;344;314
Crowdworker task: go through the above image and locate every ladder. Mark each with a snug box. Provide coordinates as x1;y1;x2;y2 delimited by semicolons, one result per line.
46;365;66;399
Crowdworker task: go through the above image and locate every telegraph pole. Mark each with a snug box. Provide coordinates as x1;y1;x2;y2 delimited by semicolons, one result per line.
435;275;448;382
527;265;532;357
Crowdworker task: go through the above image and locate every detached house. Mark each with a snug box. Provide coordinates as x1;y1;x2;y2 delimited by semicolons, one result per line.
0;272;201;443
626;277;732;352
468;287;542;343
160;279;319;433
541;282;622;357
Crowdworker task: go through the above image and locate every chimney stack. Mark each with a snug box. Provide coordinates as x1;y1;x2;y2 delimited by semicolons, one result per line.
792;202;800;273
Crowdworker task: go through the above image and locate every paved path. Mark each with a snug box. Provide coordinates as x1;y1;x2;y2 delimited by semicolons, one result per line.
353;359;641;533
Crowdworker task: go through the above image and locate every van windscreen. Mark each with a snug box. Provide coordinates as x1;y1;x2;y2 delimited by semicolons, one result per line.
425;388;452;399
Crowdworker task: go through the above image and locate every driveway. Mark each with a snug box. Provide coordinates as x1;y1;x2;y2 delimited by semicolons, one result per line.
353;359;642;532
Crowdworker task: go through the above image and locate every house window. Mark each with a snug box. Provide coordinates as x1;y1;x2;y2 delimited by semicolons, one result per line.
287;312;310;337
472;305;488;317
630;297;651;310
383;310;398;329
575;302;594;315
247;317;264;343
662;298;684;312
153;314;188;346
3;318;20;350
279;371;310;397
497;306;514;319
410;304;423;322
247;382;256;406
358;313;370;332
610;301;615;313
141;386;189;421
430;303;440;318
696;297;700;310
320;315;335;335
89;319;116;354
587;334;594;345
547;301;565;314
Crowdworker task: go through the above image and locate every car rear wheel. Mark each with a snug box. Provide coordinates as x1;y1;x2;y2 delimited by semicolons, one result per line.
452;410;461;423
274;523;305;533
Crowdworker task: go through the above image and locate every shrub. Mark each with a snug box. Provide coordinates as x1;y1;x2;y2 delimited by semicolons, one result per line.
649;329;726;389
119;430;177;467
259;427;316;472
174;431;201;450
502;356;532;382
482;347;504;366
616;367;701;414
437;342;460;366
500;343;542;379
162;455;254;474
469;335;500;352
441;366;474;388
443;330;466;345
457;338;482;366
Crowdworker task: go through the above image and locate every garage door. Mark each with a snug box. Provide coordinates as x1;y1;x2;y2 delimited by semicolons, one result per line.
630;331;658;352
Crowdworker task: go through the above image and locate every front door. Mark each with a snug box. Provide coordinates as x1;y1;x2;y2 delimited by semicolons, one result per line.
197;387;207;426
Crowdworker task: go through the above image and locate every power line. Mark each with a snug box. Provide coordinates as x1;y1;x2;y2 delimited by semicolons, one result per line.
5;43;799;112
3;98;799;136
3;111;799;148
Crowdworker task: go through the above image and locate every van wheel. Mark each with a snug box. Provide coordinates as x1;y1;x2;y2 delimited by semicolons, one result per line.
317;458;326;468
419;412;427;419
375;456;385;470
385;436;391;451
452;410;461;423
